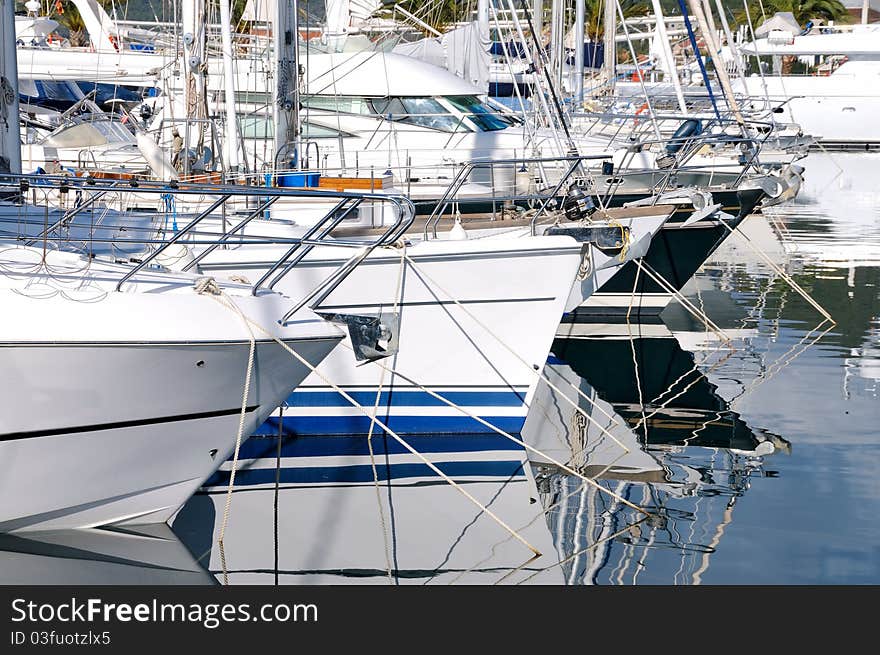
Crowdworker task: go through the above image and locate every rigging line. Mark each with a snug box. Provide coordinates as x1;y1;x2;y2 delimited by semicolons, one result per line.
517;515;650;584
518;0;579;153
502;0;565;154
615;0;663;143
730;319;834;408
625;309;649;444
633;346;736;430
438;470;535;586
760;316;834;383
489;0;540;146
274;404;282;586
722;219;835;323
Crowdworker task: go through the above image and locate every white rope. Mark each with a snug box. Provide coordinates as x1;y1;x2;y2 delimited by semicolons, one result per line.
516;515;651;585
625;254;642;323
629;326;650;439
723;221;835;323
635;259;731;343
195;278;257;586
730;319;834;408
633;346;735;431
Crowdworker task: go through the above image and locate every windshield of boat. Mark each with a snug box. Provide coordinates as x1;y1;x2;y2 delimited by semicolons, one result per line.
371;97;471;132
42;116;136;148
444;95;517;131
300;94;517;133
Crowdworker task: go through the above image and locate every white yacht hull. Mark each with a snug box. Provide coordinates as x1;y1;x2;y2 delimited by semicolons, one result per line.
0;339;338;532
199;236;583;435
0;246;342;532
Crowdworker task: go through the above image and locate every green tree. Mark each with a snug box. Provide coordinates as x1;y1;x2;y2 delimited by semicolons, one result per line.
737;0;850;28
393;0;464;33
18;0;129;47
582;0;652;41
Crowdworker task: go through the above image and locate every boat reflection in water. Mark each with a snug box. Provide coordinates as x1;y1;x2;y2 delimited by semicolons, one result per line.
0;524;215;585
171;434;564;584
522;320;790;584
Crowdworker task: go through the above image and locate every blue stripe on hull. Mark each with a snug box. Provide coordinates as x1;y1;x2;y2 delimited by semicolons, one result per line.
254;414;528;436
204;460;526;487
234;433;527;460
286;389;528;408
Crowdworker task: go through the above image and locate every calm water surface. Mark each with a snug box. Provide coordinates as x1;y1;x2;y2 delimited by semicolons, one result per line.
1;152;877;585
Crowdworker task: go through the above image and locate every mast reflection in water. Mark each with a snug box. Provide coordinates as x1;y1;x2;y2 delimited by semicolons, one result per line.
524;322;789;585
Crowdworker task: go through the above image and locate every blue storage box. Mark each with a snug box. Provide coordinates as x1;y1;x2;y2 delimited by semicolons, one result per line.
275;171;321;187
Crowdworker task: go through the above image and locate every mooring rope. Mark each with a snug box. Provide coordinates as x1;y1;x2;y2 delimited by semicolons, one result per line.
635;259;731;343
194;276;257;586
723;220;835;323
234;312;544;555
336;342;653;518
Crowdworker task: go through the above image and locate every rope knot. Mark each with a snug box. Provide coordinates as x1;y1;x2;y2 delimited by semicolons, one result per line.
194;276;222;296
386;238;407;250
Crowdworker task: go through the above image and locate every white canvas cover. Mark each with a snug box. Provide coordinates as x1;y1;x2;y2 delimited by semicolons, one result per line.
754;11;802;37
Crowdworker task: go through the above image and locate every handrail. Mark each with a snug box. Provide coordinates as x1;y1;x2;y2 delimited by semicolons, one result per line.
424;153;610;239
24;183;120;247
181;196;279;271
114;194;231;291
2;172;415;327
266;192;413;296
278;196;415;324
252;198;361;294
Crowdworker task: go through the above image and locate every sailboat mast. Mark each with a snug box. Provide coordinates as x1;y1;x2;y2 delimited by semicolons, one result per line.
550;0;563;90
0;0;20;174
219;0;241;175
274;0;301;171
687;0;745;128
478;0;489;38
533;0;543;43
603;0;617;94
182;0;208;175
574;0;585;104
478;0;490;95
650;0;687;114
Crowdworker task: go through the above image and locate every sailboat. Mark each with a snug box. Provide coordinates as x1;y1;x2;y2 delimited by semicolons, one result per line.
0;1;345;532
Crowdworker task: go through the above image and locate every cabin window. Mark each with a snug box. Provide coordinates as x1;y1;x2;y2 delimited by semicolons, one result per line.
301;95;374;115
239;115;274;139
238;116;350;140
43;117;136;148
371;97;471;132
301;122;351;139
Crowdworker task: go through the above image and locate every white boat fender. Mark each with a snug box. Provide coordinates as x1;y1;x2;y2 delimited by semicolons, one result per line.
155;243;197;272
449;212;468;241
515;165;535;195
